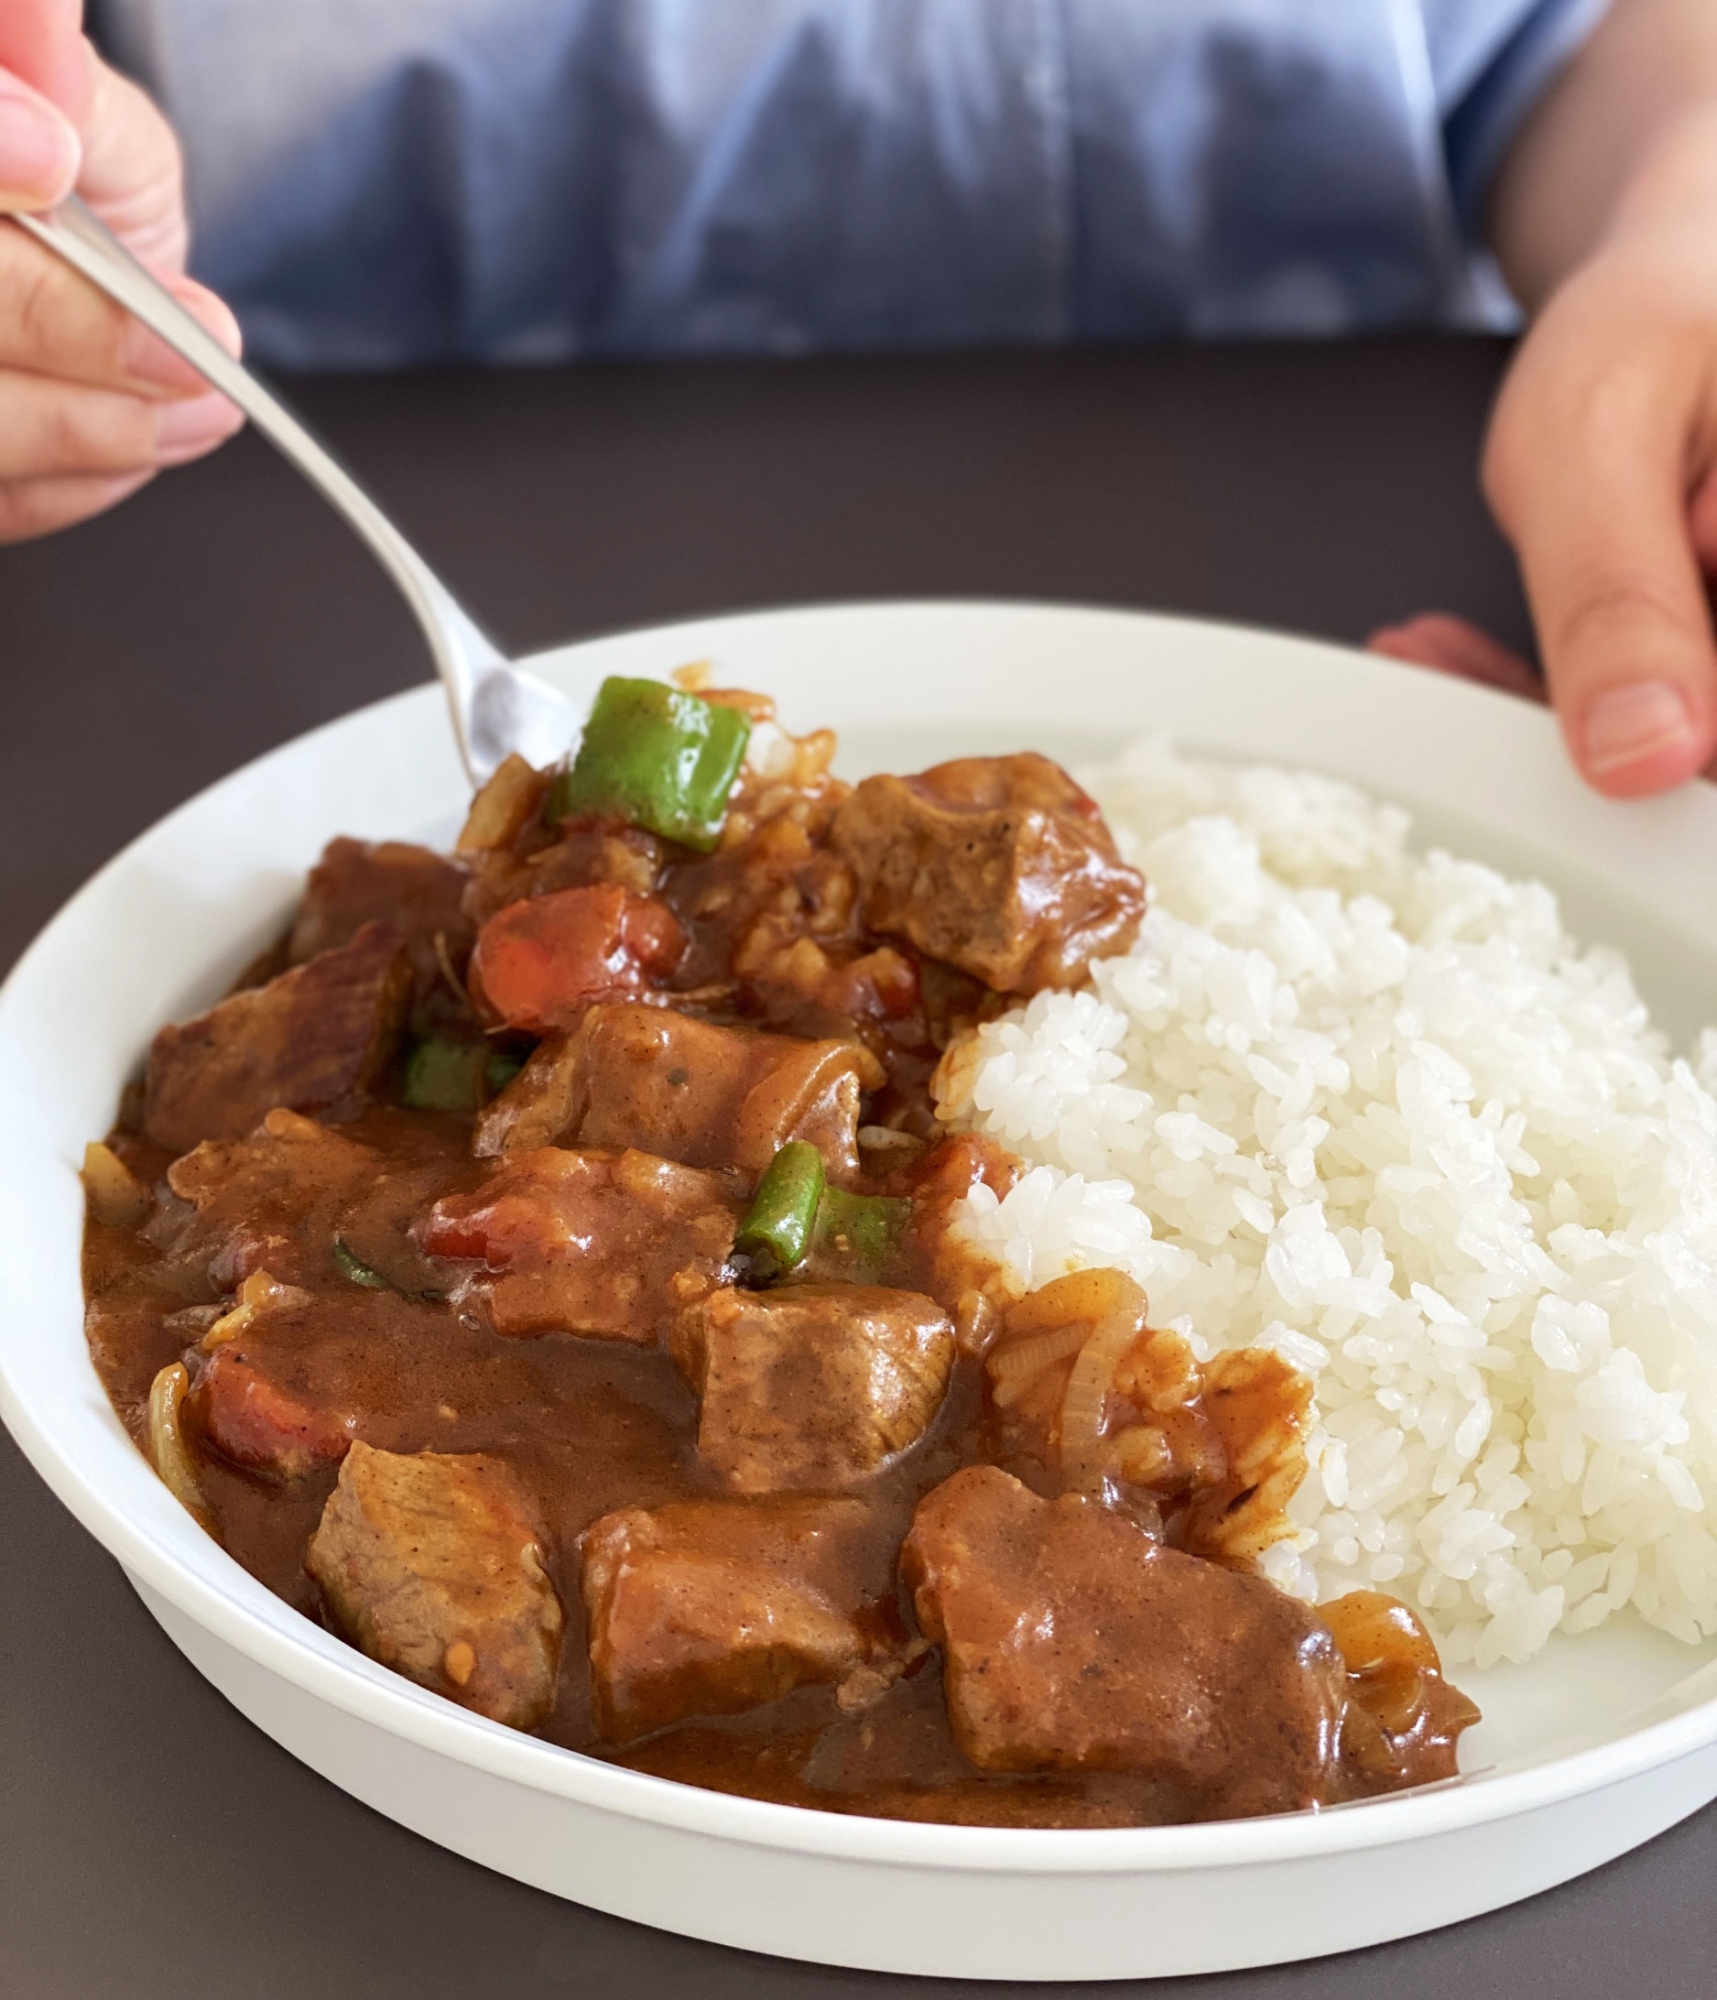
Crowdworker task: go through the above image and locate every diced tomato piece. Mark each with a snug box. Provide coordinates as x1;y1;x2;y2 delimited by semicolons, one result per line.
194;1350;355;1479
416;1188;545;1267
828;944;920;1021
469;885;685;1033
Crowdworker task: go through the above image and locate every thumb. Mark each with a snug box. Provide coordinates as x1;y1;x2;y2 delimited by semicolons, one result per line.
0;61;80;209
0;1;90;121
1486;334;1717;798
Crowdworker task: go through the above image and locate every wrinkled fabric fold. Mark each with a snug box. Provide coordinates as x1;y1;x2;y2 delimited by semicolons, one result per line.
91;0;1606;366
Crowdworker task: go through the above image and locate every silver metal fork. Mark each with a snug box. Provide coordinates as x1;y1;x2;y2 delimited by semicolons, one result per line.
11;195;581;786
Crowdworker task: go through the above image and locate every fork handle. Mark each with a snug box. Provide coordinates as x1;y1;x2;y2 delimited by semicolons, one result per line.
10;195;499;780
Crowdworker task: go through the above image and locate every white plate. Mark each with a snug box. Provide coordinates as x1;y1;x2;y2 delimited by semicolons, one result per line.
4;601;1717;1982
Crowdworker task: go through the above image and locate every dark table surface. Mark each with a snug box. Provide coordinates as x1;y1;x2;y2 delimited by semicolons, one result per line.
2;337;1712;2000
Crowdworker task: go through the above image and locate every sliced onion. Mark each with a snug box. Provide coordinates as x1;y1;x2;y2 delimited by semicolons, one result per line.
988;1321;1091;1384
146;1363;215;1533
81;1141;152;1229
455;752;545;853
200;1268;309;1351
1007;1267;1134;1340
953;1288;998;1357
1058;1275;1151;1495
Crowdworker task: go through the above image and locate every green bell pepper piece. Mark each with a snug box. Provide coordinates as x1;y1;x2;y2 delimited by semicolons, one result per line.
402;1036;524;1112
402;1036;484;1111
735;1141;825;1282
736;1142;912;1288
810;1185;911;1286
333;1239;391;1290
551;677;751;852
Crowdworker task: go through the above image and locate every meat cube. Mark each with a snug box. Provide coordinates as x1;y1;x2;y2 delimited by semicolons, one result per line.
416;1146;740;1341
581;1495;883;1741
674;1284;954;1492
307;1442;563;1730
902;1466;1347;1818
144;923;411;1154
156;1108;379;1288
468;1034;587;1157
474;1001;883;1180
831;753;1145;993
192;1345;355;1479
288;837;473;1001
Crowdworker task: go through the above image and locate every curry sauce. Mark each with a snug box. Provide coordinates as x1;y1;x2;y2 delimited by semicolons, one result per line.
82;680;1477;1827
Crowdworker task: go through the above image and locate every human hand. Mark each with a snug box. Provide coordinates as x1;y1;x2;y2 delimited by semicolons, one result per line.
1367;612;1542;697
1482;210;1717;796
1368;607;1717;784
1479;0;1717;804
0;2;242;543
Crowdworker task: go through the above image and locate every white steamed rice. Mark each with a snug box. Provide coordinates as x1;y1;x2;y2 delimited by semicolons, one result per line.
935;738;1717;1669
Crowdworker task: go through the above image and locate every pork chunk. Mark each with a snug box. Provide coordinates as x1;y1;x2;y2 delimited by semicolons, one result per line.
902;1466;1346;1817
581;1496;884;1741
831;753;1145;993
307;1442;563;1730
474;1001;883;1181
144;923;411;1154
156;1109;378;1288
289;838;473;1001
674;1284;954;1492
416;1146;740;1340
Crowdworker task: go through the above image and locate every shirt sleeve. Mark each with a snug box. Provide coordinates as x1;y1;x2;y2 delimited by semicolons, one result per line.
1432;0;1612;237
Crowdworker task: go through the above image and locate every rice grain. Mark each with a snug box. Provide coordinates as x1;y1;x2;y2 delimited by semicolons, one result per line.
935;739;1717;1668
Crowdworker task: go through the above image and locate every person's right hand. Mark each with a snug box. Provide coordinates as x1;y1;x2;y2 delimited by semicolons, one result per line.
0;2;242;543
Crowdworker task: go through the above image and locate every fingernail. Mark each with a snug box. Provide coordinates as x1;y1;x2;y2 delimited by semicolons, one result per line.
1583;680;1697;776
0;88;80;205
153;393;241;458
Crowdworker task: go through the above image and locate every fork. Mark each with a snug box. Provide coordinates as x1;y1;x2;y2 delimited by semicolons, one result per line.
10;195;581;786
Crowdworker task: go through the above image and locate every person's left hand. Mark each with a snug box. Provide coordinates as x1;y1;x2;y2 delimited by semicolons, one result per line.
1478;206;1717;795
1367;611;1542;697
1368;605;1716;785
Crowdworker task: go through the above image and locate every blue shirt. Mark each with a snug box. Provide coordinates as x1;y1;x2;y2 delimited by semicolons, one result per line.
95;0;1607;367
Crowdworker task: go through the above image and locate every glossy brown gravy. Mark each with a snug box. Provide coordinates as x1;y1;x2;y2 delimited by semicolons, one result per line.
84;1113;1473;1827
81;705;1477;1828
